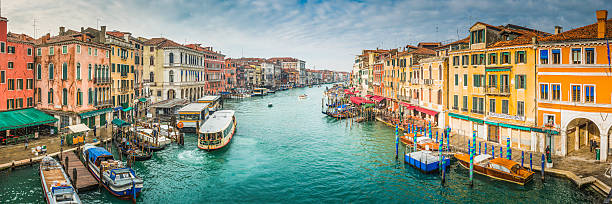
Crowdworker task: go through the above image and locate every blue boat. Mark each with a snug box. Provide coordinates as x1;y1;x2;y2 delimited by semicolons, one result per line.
82;144;143;200
404;151;450;173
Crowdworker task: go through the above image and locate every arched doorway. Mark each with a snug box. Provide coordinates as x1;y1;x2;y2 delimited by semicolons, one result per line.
168;89;175;99
566;118;600;156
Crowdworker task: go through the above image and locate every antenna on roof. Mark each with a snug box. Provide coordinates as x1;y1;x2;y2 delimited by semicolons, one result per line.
33;18;37;39
96;18;101;29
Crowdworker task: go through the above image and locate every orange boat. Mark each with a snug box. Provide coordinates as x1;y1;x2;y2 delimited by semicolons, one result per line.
400;133;440;151
454;153;534;185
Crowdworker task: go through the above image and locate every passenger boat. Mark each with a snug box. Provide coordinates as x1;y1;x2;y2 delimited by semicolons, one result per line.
196;95;221;113
82;144;143;199
39;156;81;204
177;103;210;132
404;150;450;173
198;110;236;150
268;103;273;107
454;153;534;185
252;88;268;96
400;134;440;151
131;127;170;151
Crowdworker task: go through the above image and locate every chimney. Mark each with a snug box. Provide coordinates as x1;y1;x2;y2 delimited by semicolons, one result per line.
41;33;50;44
596;10;608;39
80;27;84;33
100;26;106;43
554;26;563;34
124;32;130;42
59;27;65;35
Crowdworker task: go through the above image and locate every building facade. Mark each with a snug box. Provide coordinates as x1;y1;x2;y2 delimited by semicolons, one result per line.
0;17;35;111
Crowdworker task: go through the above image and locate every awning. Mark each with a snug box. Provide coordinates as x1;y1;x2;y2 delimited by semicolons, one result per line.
79;108;112;119
344;89;355;95
400;102;415;110
121;107;133;112
138;98;147;102
111;118;131;127
66;123;91;133
113;107;123;111
0;108;58;131
448;112;483;124
365;95;373;98
371;96;384;102
415;106;439;116
485;68;511;72
350;97;374;105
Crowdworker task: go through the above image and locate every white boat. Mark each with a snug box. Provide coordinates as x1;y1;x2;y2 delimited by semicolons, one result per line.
196;95;221;112
198;110;236;150
131;127;171;151
177;103;210;132
82;144;143;200
39;156;81;204
252;88;268;96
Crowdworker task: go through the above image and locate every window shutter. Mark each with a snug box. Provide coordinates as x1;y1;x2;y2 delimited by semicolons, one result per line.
515;76;518;89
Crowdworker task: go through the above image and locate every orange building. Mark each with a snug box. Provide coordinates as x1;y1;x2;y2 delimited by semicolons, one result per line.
536;10;612;160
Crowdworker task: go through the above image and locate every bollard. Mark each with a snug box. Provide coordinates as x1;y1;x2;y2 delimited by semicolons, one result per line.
65;156;69;172
521;151;524;168
11;161;15;171
73;168;78;193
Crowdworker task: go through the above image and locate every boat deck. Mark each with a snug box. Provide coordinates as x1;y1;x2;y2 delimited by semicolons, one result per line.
41;167;67;191
64;151;98;192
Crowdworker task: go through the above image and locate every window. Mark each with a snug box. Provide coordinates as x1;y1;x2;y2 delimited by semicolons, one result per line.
48;63;54;79
462;55;468;66
88;64;92;80
157;90;162;96
7;79;14;90
515;75;526;89
502;100;509;114
548;84;560;101
453;95;458;109
27;63;33;70
472;97;478;113
0;42;4;53
489;99;496;113
150;56;154;65
571;48;581;64
48;88;54;104
585;48;595;64
49;46;54;55
169;70;174;82
471;54;477;65
8;62;13;69
169;53;174;64
94;49;97;56
26;79;33;89
62;88;68;105
0;71;4;83
76;45;81;54
27;97;33;107
453;56;460;66
37;64;41;79
150;72;154;81
540;50;548;64
438;65;443;80
501;52;510;64
462;95;468;110
88;88;92;104
473;74;484;87
62;63;68;80
88;47;92;55
37;48;41;56
463;74;467;86
489;53;497;64
6;99;13;109
517;101;524;117
77;89;82;106
17;79;23;90
37;88;41;102
552;49;561;64
27;48;32;56
585;85;595;103
571;85;581;102
516;51;526;64
76;63;81;80
540;84;549;100
471;29;484;44
62;45;67;54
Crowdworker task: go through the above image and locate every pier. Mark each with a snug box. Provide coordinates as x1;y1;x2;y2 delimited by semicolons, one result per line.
63;151;98;192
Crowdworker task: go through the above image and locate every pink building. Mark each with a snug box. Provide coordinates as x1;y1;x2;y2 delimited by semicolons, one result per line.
35;28;112;129
0;17;36;111
184;44;225;94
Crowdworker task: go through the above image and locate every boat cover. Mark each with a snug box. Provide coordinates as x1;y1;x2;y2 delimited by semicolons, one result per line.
474;154;493;164
406;151;439;165
86;146;113;162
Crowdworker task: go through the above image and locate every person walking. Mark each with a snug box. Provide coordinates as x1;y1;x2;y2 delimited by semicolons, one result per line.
24;138;28;150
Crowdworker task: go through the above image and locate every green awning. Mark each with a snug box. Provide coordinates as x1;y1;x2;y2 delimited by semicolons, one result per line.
485;68;511;72
121;107;133;112
79;108;112;119
111;118;130;127
121;103;129;109
138;98;147;102
532;127;559;135
362;103;375;108
448;112;483;124
485;121;499;126
0;108;58;131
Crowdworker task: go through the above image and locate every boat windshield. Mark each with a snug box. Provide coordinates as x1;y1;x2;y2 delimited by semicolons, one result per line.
180;114;199;120
52;187;75;202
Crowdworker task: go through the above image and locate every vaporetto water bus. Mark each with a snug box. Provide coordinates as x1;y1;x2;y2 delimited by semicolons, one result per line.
252;88;268;96
198;110;236;150
177;103;210;133
39;156;81;204
196;95;221;112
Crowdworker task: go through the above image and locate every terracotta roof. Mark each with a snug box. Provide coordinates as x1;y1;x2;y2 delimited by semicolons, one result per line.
144;38;184;48
473;22;503;31
106;31;125;38
540;19;612;42
7;33;34;44
408;47;436;55
490;27;550;48
405;45;418;50
418;42;442;47
268;57;298;62
144;38;167;46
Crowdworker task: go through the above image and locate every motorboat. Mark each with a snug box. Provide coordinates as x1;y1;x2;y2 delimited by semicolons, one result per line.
39;156;81;204
454;153;534;185
82;144;143;199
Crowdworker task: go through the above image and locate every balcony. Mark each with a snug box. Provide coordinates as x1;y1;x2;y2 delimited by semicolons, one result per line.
485;85;510;96
488;112;525;121
410;79;420;84
94;78;111;84
95;100;112;107
423;79;434;85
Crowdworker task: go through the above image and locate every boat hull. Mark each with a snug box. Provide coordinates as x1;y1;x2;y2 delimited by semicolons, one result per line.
455;154;533;185
198;120;236;151
404;153;450;173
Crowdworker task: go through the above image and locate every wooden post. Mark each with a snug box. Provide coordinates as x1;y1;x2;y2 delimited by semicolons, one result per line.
65;156;69;172
72;168;78;192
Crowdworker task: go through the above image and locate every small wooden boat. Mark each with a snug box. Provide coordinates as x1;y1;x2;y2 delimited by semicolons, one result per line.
404;151;450;173
268;103;273;107
39;156;82;204
298;94;307;99
198;110;236;150
118;143;152;161
82;144;143;200
454;153;534;185
400;134;440;151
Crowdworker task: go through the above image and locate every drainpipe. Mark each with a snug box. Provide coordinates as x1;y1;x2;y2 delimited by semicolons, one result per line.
533;36;539;152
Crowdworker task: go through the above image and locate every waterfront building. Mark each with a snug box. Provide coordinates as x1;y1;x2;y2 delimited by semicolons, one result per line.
536;10;612;159
268;57;306;85
418;51;448;128
143;38;206;103
0;17;35;111
185;44;225;95
34;28;112;129
394;46;436;120
447;22;550;152
260;62;276;88
223;59;237;93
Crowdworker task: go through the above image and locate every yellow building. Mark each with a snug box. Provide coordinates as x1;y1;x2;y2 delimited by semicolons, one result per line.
106;31;137;111
447;22;550;152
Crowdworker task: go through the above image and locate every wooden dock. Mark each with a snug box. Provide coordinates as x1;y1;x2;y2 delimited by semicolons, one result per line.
63;151;98;192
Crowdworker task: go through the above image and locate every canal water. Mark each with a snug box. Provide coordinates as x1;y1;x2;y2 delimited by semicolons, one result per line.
0;86;601;203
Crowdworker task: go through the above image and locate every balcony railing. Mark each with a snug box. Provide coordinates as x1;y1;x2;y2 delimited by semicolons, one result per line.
423;79;434;85
485;85;510;95
95;100;112;107
461;107;468;112
488;112;525;121
410;79;420;84
94;78;111;84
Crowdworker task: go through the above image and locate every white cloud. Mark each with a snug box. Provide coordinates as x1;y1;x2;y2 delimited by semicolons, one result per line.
3;0;611;71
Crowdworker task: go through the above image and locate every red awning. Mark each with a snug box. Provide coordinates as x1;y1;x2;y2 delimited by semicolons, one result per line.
371;96;384;102
415;106;439;116
400;102;415;110
350;97;374;105
344;89;355;95
365;94;373;98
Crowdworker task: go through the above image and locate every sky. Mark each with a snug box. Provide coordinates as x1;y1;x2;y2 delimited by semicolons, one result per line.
3;0;612;71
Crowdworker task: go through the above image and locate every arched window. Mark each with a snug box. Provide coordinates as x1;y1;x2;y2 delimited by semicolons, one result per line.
169;53;174;64
88;64;92;80
36;64;41;80
150;72;154;81
437;90;442;105
169;70;174;82
37;88;41;102
438;65;442;80
76;63;81;80
62;62;68;80
77;88;82;105
88;88;92;104
48;63;54;79
48;88;53;104
63;88;68;105
150;56;154;65
428;65;432;80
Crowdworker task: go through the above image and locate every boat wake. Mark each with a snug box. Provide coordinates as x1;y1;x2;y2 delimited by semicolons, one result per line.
176;149;207;165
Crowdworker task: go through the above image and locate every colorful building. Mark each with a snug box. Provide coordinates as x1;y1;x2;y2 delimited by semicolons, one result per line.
0;17;35;111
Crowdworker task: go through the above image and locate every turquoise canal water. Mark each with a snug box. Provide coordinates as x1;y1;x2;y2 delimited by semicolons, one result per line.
0;85;602;203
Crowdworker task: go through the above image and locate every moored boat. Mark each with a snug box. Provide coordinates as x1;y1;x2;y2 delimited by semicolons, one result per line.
198;110;236;150
132;127;170;151
454;153;534;185
39;156;81;204
252;88;268;96
82;144;143;199
404;151;450;173
400;134;440;151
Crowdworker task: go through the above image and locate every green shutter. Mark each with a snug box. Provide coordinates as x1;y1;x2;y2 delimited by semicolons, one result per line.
515;75;518;89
